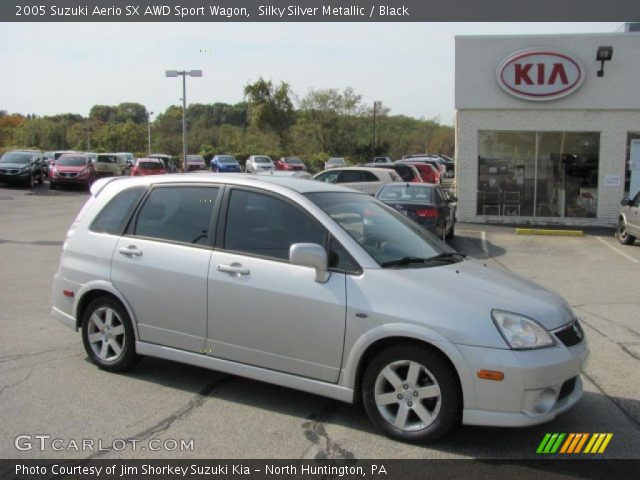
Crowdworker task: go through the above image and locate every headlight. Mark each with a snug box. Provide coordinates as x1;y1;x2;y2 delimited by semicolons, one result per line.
491;310;555;350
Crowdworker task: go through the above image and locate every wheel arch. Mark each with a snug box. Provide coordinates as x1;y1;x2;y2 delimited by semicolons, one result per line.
74;281;140;340
341;325;476;409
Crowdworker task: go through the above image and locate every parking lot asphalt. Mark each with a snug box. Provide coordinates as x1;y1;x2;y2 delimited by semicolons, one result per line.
1;180;639;460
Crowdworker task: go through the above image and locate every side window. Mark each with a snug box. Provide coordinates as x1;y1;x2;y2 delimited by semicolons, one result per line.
340;170;365;183
134;186;219;245
361;171;380;182
328;236;361;274
317;171;339;184
634;192;640;207
90;187;145;235
225;189;325;261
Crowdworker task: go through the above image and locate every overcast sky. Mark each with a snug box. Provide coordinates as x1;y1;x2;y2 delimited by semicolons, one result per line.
0;22;622;125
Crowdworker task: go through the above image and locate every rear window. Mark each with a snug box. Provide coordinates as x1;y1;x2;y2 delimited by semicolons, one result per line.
378;185;436;202
137;161;163;170
90;187;145;235
254;156;270;163
97;154;118;164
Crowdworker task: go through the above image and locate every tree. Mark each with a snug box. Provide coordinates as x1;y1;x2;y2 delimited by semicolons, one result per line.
89;105;117;123
114;103;148;124
244;79;295;148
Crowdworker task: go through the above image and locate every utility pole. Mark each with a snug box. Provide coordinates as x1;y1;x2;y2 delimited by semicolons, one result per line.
147;111;154;155
372;101;381;158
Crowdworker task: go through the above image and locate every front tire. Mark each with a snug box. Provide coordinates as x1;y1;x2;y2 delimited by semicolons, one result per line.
618;219;636;245
445;221;455;240
81;297;140;372
362;344;461;443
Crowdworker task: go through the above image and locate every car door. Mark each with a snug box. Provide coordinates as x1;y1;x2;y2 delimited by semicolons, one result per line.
206;187;347;383
111;184;221;353
630;192;640;236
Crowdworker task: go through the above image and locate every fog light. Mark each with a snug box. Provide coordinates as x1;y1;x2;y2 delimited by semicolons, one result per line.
534;388;556;414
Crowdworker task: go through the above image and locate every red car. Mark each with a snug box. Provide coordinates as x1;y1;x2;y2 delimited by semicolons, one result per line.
131;158;167;176
275;157;307;171
400;161;441;184
49;153;95;190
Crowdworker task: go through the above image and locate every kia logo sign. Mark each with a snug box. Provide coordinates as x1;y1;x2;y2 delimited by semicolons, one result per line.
497;48;585;101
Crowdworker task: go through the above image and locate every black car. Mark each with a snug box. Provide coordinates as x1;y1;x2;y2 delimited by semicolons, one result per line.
0;150;44;187
376;183;457;240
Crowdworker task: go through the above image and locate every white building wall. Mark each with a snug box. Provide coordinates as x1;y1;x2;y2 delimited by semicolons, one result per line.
455;109;640;226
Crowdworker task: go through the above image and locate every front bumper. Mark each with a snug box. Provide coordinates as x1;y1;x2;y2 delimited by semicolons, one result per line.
458;339;588;427
0;171;30;182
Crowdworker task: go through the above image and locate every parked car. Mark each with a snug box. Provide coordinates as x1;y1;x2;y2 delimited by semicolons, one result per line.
186;155;207;172
118;152;135;169
399;157;446;177
255;170;313;180
314;167;401;195
131;158;167;176
49;153;96;190
0;150;44;187
44;150;77;177
276;156;307;171
400;161;441;184
95;153;129;177
364;163;422;183
52;174;588;444
325;157;346;170
149;154;176;173
376;183;456;239
617;192;640;245
245;155;274;173
210;155;241;173
372;156;393;164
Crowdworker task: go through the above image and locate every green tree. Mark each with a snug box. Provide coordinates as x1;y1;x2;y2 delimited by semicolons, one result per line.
244;79;295;148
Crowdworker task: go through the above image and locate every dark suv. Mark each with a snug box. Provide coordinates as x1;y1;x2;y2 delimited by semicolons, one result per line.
0;150;44;187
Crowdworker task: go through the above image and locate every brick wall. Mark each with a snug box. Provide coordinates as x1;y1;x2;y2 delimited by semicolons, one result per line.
455;109;640;226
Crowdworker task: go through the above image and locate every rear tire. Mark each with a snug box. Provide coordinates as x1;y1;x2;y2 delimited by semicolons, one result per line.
81;297;140;372
362;344;461;443
618;219;636;245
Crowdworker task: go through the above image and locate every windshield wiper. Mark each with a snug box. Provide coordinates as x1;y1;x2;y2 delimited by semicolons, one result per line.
380;252;466;268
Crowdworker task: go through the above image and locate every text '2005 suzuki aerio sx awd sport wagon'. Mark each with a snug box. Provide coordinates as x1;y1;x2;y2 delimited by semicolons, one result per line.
52;174;588;443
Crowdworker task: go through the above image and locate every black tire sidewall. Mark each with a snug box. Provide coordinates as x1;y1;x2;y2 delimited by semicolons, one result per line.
81;297;139;372
618;220;635;245
362;344;461;444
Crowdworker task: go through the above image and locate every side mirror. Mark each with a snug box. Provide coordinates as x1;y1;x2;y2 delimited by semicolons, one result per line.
289;243;330;283
449;195;458;202
621;197;632;206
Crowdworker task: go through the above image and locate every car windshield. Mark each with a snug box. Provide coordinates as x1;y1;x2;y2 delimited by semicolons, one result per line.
306;192;455;268
285;157;302;164
0;152;33;164
138;161;163;170
97;154;117;163
254;156;270;163
378;185;436;203
187;156;204;162
328;158;343;164
218;156;238;164
57;156;88;167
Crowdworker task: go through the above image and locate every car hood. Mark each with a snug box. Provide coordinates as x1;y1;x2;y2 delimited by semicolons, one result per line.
0;163;29;169
362;258;573;348
56;165;86;172
407;259;571;327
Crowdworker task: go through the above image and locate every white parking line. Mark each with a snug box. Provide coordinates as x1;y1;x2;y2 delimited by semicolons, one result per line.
480;230;489;256
596;236;639;263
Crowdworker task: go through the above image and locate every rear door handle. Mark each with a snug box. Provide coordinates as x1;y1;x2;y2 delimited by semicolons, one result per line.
118;245;143;257
217;263;250;277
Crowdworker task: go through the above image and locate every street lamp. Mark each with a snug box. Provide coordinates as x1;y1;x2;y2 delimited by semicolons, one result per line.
147;111;154;155
165;69;203;172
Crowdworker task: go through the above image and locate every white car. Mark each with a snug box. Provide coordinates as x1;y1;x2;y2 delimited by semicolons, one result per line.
52;174;587;443
245;155;274;173
325;157;346;170
314;167;401;195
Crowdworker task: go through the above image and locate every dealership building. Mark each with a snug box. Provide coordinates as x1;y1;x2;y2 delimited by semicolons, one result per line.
454;28;640;226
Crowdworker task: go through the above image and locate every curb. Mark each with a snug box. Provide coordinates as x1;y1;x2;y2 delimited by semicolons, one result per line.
515;228;584;237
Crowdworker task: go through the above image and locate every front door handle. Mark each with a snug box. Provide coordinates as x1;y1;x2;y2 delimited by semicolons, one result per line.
118;245;143;257
217;263;250;277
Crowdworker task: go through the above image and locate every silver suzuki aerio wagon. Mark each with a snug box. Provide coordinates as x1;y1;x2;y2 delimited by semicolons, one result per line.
52;174;588;443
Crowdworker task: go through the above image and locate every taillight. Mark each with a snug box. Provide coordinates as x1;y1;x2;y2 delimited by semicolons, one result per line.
415;208;438;218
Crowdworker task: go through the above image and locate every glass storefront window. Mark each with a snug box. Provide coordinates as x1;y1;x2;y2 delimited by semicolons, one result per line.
478;131;599;218
626;133;640;198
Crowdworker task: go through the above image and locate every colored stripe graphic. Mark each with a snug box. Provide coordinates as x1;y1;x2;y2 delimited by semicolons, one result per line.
538;433;613;454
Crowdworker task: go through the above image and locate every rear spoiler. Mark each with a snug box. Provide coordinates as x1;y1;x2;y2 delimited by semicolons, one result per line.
89;176;129;197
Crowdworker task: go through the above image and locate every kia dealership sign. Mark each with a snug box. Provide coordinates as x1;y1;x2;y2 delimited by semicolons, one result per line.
497;48;585;101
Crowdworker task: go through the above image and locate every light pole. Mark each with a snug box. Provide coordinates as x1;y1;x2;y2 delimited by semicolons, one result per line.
372;100;381;158
165;69;203;172
147;111;154;155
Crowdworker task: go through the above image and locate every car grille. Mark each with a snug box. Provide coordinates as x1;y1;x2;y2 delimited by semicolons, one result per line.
0;169;19;174
59;172;78;178
558;376;577;402
553;321;584;347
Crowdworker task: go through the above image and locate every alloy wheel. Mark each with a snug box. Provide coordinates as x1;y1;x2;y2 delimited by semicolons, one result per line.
374;360;441;431
87;307;126;362
618;222;628;241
